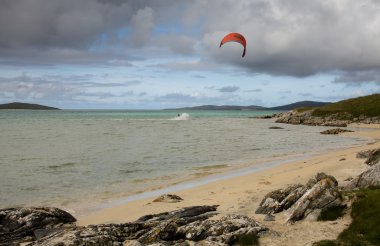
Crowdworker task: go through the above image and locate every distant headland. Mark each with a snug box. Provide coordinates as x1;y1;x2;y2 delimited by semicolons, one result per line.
0;102;60;110
166;101;330;111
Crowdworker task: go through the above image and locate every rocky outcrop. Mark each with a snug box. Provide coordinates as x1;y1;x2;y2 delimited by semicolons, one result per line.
320;128;354;135
275;110;380;127
275;111;349;127
285;175;342;223
4;205;267;246
346;162;380;190
255;184;304;214
356;148;380;166
256;173;343;223
153;194;183;203
0;207;76;245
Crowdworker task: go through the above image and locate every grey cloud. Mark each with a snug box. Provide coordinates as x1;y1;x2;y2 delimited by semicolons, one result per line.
130;7;155;47
333;70;380;85
299;93;312;97
157;92;239;107
1;0;380;79
156;60;217;71
0;0;195;64
245;88;262;92
199;0;380;77
155;35;196;55
219;86;239;93
0;74;142;103
193;75;206;78
0;74;79;101
159;93;197;101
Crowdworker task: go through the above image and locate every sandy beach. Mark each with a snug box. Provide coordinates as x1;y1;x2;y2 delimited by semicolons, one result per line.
76;123;380;245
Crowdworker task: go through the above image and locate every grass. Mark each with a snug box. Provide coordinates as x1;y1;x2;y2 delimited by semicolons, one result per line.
294;106;317;113
313;187;380;246
318;205;347;221
310;94;380;118
232;233;259;245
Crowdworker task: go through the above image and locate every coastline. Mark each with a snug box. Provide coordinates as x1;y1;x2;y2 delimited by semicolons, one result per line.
77;123;380;232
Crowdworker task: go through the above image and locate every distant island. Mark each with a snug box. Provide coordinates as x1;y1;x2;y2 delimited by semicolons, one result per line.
167;101;330;111
0;102;60;110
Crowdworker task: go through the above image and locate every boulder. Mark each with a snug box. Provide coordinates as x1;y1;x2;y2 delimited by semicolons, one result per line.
0;207;76;245
177;214;267;245
255;184;304;214
356;148;380;166
152;194;183;203
255;173;339;217
320;128;354;135
346;162;380;190
256;173;343;223
285;174;342;223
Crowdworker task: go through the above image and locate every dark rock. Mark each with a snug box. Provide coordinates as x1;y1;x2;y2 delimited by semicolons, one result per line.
275;111;350;127
255;184;304;214
254;114;276;119
136;205;218;224
263;214;275;221
286;174;342;223
31;205;267;246
268;126;284;129
0;207;76;245
357;148;380;166
339;158;346;161
346;162;380;190
365;149;380;166
320;128;354;135
177;214;267;245
304;172;338;189
153;194;183;203
256;173;343;223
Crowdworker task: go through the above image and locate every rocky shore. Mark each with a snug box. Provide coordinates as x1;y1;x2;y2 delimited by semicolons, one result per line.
2;148;379;245
273;110;380;127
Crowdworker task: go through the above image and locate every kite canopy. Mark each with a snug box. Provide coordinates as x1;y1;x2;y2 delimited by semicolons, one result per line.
219;33;246;57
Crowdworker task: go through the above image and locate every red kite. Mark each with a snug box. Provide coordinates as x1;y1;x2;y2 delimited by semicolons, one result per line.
219;33;247;57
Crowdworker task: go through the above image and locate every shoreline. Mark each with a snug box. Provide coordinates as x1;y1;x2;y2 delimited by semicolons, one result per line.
77;123;380;230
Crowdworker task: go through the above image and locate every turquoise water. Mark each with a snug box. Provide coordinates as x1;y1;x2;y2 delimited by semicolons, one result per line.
0;109;366;214
0;109;281;120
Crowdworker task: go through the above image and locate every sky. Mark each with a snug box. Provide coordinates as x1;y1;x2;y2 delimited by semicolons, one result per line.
0;0;379;109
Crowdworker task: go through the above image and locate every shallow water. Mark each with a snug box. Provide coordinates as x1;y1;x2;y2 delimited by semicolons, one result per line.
0;110;366;212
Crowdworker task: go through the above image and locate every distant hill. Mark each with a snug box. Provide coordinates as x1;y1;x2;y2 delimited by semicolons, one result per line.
311;94;380;118
268;101;331;110
0;102;60;110
166;105;266;110
167;101;331;111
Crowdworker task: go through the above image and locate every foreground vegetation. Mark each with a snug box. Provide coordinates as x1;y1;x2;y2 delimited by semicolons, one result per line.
314;187;380;246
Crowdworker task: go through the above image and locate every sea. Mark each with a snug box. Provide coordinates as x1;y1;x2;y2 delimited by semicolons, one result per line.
0;109;370;216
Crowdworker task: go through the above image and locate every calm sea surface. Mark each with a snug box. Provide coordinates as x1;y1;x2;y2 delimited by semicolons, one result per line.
0;110;368;213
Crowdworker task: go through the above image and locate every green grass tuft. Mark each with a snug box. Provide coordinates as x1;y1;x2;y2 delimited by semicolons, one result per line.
318;205;347;221
232;233;259;245
314;187;380;246
312;240;340;246
338;188;380;245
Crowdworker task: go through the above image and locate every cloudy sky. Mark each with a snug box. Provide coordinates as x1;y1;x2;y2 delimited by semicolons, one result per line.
0;0;379;109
